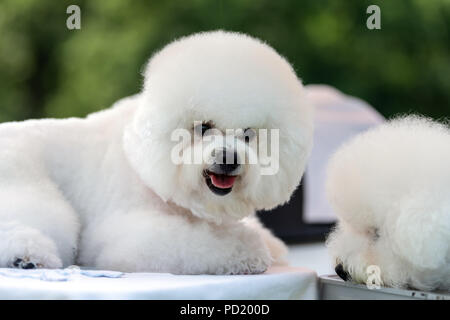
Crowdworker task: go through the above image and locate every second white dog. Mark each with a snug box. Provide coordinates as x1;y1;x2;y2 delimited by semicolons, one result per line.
327;116;450;290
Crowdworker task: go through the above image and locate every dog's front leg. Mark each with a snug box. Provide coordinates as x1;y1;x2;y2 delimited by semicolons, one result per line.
78;210;272;274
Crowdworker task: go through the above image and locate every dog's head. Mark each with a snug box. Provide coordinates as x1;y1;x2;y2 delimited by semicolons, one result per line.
124;31;313;223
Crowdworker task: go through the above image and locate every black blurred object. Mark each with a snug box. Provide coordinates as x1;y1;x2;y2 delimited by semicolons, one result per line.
257;180;334;243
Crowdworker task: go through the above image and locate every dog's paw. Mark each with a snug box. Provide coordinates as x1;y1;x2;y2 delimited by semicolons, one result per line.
7;243;63;270
12;258;38;269
224;247;272;275
219;228;273;275
0;223;63;269
234;256;271;275
9;252;62;270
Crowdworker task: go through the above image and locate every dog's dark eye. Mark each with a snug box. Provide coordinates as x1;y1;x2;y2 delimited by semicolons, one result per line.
244;128;256;143
194;121;213;136
201;123;211;136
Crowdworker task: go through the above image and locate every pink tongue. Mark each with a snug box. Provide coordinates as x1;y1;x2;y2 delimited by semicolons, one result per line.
210;174;237;189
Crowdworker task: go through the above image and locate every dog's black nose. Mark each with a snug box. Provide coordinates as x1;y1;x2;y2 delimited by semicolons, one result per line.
335;264;350;281
216;149;239;173
219;162;239;173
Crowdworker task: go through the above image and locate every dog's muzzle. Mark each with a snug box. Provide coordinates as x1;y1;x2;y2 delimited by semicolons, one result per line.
204;148;240;196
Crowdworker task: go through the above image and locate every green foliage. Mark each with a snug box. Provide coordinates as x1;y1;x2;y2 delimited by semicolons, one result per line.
0;0;449;122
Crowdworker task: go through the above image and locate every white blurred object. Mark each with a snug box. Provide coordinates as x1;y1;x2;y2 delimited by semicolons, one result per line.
287;242;334;275
303;85;384;223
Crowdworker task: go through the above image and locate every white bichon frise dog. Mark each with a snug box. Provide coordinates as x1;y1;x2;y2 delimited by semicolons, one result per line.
0;31;314;274
326;116;450;291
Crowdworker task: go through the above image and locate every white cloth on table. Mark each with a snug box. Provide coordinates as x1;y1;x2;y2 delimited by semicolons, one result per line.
0;266;317;300
0;265;123;281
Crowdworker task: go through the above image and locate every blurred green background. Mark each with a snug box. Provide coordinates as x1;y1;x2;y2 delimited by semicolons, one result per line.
0;0;448;123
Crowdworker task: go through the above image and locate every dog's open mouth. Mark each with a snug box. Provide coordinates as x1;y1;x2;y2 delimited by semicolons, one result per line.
204;171;237;196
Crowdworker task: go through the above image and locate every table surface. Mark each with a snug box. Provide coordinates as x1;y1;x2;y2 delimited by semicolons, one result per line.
0;265;318;300
320;275;450;300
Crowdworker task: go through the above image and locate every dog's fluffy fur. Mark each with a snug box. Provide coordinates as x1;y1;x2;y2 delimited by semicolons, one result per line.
0;31;313;274
326;116;450;290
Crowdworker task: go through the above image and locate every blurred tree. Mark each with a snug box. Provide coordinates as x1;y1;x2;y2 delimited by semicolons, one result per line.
0;0;449;122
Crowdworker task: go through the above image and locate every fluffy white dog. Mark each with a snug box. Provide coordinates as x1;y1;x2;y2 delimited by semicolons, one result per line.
0;31;314;274
326;116;450;290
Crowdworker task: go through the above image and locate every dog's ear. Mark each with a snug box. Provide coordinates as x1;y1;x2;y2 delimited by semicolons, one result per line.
391;196;450;270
